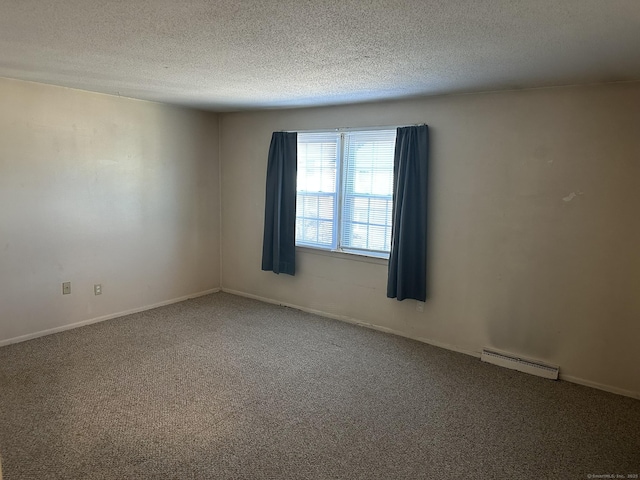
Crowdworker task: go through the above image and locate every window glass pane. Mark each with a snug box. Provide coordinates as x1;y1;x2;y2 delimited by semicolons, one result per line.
295;217;303;241
318;196;333;221
296;133;339;249
297;133;338;193
318;221;333;245
303;195;318;218
345;196;369;223
372;170;393;195
349;223;368;250
341;130;395;254
369;198;390;226
368;225;387;251
302;218;318;243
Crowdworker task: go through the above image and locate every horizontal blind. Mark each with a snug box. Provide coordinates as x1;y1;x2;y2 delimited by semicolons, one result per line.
341;129;396;253
296;132;340;249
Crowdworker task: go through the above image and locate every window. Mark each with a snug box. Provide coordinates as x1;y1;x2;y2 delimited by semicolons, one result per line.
296;128;396;258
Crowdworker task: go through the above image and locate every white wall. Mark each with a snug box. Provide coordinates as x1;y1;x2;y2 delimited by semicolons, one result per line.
0;78;220;344
220;83;640;397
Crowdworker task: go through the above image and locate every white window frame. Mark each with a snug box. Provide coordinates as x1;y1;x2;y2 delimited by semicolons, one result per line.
295;126;397;259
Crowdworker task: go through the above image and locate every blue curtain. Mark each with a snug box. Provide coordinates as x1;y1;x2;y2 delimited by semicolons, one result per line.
387;125;429;301
261;132;297;275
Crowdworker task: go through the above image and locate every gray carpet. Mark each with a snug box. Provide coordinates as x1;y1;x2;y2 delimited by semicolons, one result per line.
1;293;639;479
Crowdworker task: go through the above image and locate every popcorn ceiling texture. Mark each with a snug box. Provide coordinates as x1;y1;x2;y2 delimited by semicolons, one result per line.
0;293;639;478
0;0;639;110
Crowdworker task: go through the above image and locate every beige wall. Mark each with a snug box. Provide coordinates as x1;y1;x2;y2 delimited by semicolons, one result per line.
220;83;640;397
0;78;220;344
2;77;638;397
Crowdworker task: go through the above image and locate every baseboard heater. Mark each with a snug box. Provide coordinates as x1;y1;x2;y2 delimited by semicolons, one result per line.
481;348;559;380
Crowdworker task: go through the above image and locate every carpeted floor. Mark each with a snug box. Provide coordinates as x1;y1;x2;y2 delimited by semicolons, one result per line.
0;293;639;479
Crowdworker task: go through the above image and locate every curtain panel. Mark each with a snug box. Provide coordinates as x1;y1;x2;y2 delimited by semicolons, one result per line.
261;132;297;275
387;125;429;301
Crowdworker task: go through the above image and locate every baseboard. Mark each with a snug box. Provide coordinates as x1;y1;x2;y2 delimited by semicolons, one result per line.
559;374;640;400
5;286;637;400
220;287;480;359
0;288;220;347
220;287;640;401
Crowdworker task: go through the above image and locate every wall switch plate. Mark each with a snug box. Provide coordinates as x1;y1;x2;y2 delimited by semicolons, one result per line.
416;301;424;312
94;284;102;295
62;282;71;295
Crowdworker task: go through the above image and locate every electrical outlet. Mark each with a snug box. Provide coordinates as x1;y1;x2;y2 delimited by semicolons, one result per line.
62;282;71;295
416;301;424;312
94;284;102;295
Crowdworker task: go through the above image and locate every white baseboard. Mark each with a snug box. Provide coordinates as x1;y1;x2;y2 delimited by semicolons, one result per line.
221;287;640;401
559;373;640;400
5;286;637;400
220;287;480;359
0;288;220;347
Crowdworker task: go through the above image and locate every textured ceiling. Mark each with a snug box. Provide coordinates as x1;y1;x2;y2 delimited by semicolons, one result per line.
1;0;639;111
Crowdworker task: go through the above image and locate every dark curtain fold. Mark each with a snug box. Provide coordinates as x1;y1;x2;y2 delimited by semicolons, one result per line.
387;125;429;301
261;132;298;275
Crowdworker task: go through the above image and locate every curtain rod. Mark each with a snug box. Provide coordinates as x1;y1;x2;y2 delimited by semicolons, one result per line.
283;123;426;133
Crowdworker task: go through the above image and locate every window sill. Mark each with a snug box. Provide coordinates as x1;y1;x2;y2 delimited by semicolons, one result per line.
296;246;389;266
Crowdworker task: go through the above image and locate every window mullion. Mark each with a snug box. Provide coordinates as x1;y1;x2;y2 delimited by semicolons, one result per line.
335;132;345;251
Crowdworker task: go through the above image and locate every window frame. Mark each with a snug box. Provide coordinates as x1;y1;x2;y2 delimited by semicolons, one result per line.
294;126;398;260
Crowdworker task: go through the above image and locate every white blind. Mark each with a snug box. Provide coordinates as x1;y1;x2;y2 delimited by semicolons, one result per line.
296;132;340;249
341;130;396;253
